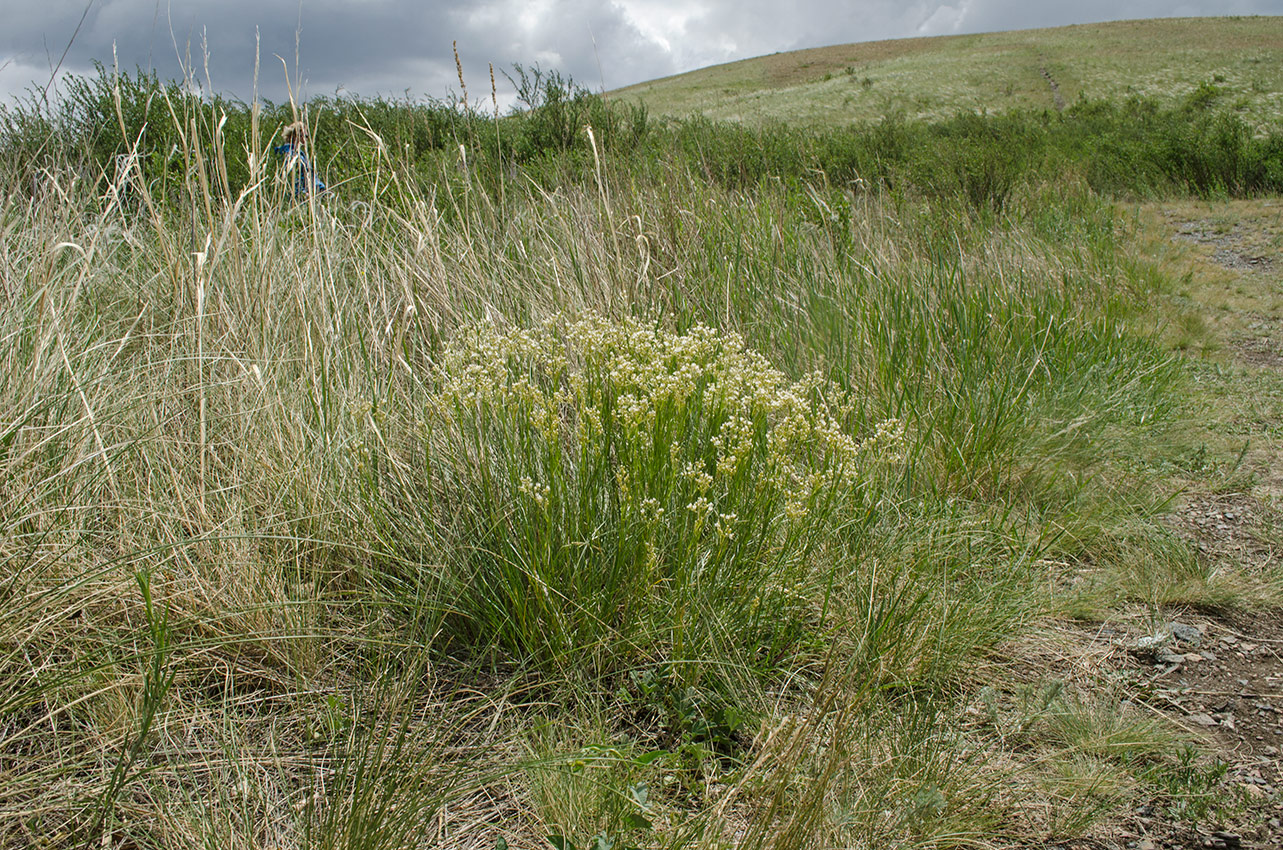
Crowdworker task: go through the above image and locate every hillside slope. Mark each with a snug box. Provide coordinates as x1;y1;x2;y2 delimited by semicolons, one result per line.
614;17;1283;127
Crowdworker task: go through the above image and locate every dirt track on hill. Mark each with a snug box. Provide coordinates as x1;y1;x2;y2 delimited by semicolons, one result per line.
1114;204;1283;850
1007;203;1283;850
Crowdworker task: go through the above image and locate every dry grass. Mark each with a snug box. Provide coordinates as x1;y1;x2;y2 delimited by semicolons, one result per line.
0;80;1263;847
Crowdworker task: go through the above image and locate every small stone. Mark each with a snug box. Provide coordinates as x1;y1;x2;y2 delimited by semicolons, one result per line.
1138;839;1156;850
1241;642;1258;652
1265;745;1279;755
1169;622;1204;646
1242;783;1266;799
1184;653;1205;663
1200;650;1218;661
1188;712;1219;726
1269;817;1281;828
1238;678;1250;687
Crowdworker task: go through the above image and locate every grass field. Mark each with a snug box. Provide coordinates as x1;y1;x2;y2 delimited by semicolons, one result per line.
615;17;1283;128
1;23;1282;849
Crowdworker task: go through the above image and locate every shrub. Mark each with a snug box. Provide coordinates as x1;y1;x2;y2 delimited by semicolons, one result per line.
421;315;902;677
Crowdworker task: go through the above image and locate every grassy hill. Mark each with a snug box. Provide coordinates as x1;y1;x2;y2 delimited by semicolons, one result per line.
614;16;1283;127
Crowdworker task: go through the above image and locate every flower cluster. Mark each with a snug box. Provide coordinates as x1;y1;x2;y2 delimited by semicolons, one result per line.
434;313;901;530
425;313;907;664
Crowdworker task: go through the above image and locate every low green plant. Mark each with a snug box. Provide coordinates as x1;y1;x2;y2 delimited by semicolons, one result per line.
544;778;656;850
1145;743;1232;824
524;729;666;850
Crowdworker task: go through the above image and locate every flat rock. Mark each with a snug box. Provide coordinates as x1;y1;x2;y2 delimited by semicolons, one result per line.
1169;621;1204;646
1187;712;1219;726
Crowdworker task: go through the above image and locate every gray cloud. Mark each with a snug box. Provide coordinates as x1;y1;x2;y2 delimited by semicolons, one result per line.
2;1;1280;108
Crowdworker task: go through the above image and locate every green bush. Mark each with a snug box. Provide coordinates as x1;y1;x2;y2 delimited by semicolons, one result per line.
420;315;901;676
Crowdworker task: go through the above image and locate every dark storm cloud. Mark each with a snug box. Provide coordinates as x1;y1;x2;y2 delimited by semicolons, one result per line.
2;1;1280;106
0;0;674;106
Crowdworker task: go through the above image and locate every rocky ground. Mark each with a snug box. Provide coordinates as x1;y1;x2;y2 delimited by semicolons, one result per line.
1127;613;1283;849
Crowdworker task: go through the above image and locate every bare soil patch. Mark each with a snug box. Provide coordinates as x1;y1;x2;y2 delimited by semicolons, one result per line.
1163;206;1283;370
1167;492;1279;583
1040;63;1067;112
1172;221;1275;275
1005;203;1283;848
1234;335;1283;369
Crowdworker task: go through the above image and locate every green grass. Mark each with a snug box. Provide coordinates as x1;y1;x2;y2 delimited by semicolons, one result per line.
0;60;1264;848
615;17;1283;129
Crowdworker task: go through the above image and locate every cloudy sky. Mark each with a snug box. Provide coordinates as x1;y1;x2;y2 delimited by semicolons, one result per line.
2;1;1280;109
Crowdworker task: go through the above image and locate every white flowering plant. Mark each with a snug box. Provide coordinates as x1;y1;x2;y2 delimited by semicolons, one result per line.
425;314;903;675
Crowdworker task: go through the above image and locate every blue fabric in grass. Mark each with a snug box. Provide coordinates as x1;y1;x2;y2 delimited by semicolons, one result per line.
272;143;326;197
